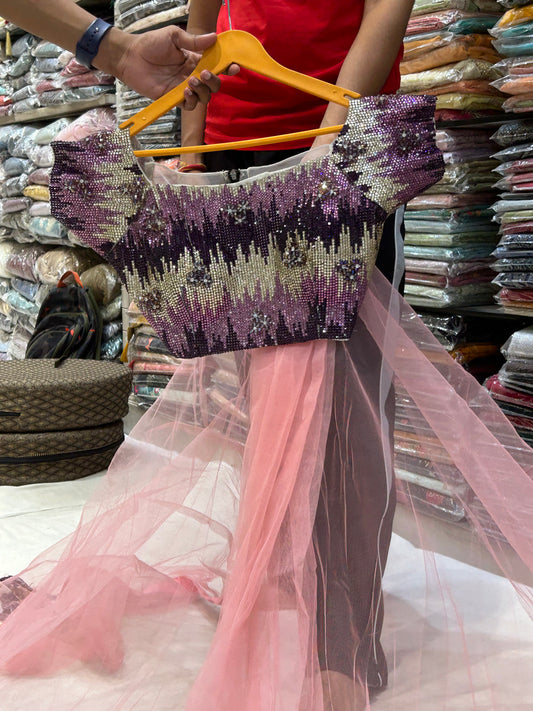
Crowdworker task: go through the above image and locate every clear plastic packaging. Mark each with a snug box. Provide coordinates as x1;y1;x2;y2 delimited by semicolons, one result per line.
7;126;37;158
31;41;63;59
3;157;32;178
79;263;121;306
35;246;101;285
1;289;39;318
100;295;122;323
11;277;39;302
26;143;54;168
33;57;63;74
33;118;71;145
491;120;533;147
100;334;123;360
1;175;29;198
23;186;50;202
29;201;51;217
7;321;33;360
28;168;51;186
12;96;41;114
1;198;31;214
8;54;34;79
11;34;35;58
493;143;533;161
0;241;16;278
5;243;46;281
28;216;68;244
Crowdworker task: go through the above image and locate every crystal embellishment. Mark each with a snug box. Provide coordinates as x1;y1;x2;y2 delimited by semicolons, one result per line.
282;239;307;269
224;201;250;225
250;310;271;335
137;288;163;313
336;259;361;283
186;261;213;288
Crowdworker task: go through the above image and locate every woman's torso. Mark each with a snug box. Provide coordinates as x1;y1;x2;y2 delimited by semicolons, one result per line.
204;0;402;147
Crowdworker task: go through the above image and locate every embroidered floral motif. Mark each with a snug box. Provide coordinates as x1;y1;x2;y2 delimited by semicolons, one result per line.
336;259;361;283
64;175;91;198
186;261;213;288
282;239;307;269
141;205;166;233
397;128;424;156
223;201;250;225
250;310;271;336
90;132;115;154
122;175;147;203
137;288;163;313
316;179;338;201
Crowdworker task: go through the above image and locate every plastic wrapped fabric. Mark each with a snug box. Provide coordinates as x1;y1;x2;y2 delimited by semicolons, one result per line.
3;158;32;178
54;107;117;142
8;54;34;79
434;93;505;110
0;328;9;353
496;233;533;249
28;217;68;244
7;126;37;158
116;0;177;28
0;268;531;709
0;242;16;278
405;232;497;246
25;143;54;168
492;271;533;288
492;75;533;94
10;277;39;303
31;41;63;59
35;246;101;285
493;36;533;55
401;35;501;74
404;243;497;259
407;192;494;209
5;243;46;281
493;257;533;270
6;322;33;360
100;294;122;323
0;211;31;233
101;334;123;361
404;257;493;276
503;93;533;111
406;11;500;37
11;85;37;103
493;142;533;161
435;126;494;151
405;282;497;306
500;325;533;359
33;118;72;145
406;268;494;286
102;319;122;341
1;198;32;214
11;34;35;58
1;289;39;320
28;202;51;217
28;168;51;186
494;156;533;174
62;71;115;89
60;56;91;77
12;97;41;115
414;79;501;95
492;4;533;30
1;175;29;198
23;186;50;202
79;263;121;306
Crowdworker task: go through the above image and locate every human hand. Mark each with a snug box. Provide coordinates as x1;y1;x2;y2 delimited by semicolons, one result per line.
110;26;239;107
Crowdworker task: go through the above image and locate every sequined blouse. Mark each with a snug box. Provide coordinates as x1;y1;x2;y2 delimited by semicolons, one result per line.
50;95;444;359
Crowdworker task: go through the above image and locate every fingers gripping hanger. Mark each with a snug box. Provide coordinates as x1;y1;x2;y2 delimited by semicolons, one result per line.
120;30;360;157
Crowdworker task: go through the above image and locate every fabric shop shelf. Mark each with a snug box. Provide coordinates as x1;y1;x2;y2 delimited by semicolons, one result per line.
0;94;116;126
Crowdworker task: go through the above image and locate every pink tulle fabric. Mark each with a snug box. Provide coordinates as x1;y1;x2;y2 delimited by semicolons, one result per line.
0;269;531;710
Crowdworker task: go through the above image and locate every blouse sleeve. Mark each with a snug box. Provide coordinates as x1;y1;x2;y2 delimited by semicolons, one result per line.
331;94;445;215
49;129;147;260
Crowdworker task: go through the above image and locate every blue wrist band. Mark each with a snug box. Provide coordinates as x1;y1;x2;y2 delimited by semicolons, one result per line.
76;18;113;70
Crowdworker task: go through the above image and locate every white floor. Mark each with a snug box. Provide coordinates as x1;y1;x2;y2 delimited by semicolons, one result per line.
0;419;531;710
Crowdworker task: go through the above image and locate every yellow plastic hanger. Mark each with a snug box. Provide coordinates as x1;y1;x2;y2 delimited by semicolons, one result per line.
120;30;360;157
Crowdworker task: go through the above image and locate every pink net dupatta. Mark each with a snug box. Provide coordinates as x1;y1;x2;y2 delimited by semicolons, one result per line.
0;268;531;710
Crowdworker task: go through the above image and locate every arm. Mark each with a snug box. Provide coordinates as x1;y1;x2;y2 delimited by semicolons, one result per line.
315;0;414;146
181;0;223;165
0;0;221;105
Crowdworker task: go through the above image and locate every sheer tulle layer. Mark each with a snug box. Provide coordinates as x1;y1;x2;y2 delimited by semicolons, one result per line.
0;269;531;710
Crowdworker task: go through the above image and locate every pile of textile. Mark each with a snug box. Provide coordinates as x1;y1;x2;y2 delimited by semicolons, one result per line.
486;324;533;446
401;0;505;123
404;125;500;307
115;0;188;33
490;119;533;311
0;34;114;119
489;2;533;112
114;0;185;149
0;109;124;360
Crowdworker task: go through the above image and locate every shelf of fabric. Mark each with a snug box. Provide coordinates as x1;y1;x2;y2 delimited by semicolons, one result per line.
410;302;533;320
0;94;116;126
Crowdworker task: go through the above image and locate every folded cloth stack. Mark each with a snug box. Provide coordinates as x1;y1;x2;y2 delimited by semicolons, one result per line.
418;309;511;379
489;3;533;112
490;119;533;312
486;325;533;446
401;0;506;122
114;0;185;149
0;34;115;118
404;126;500;307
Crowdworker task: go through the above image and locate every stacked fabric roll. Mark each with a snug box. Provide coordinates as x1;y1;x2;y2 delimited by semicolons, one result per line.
490;119;533;312
401;0;505;123
489;3;533;113
486;325;533;445
0;34;114;119
404;125;500;307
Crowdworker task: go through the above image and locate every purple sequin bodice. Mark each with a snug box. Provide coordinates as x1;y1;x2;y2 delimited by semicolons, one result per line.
50;96;444;359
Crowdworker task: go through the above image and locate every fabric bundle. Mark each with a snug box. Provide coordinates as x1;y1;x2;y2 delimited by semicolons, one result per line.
489;3;533;111
0;34;115;118
490;119;533;311
115;0;188;33
402;0;505;121
404;126;500;307
486;324;533;446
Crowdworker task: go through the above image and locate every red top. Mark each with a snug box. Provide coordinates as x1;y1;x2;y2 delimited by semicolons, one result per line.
204;0;403;148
